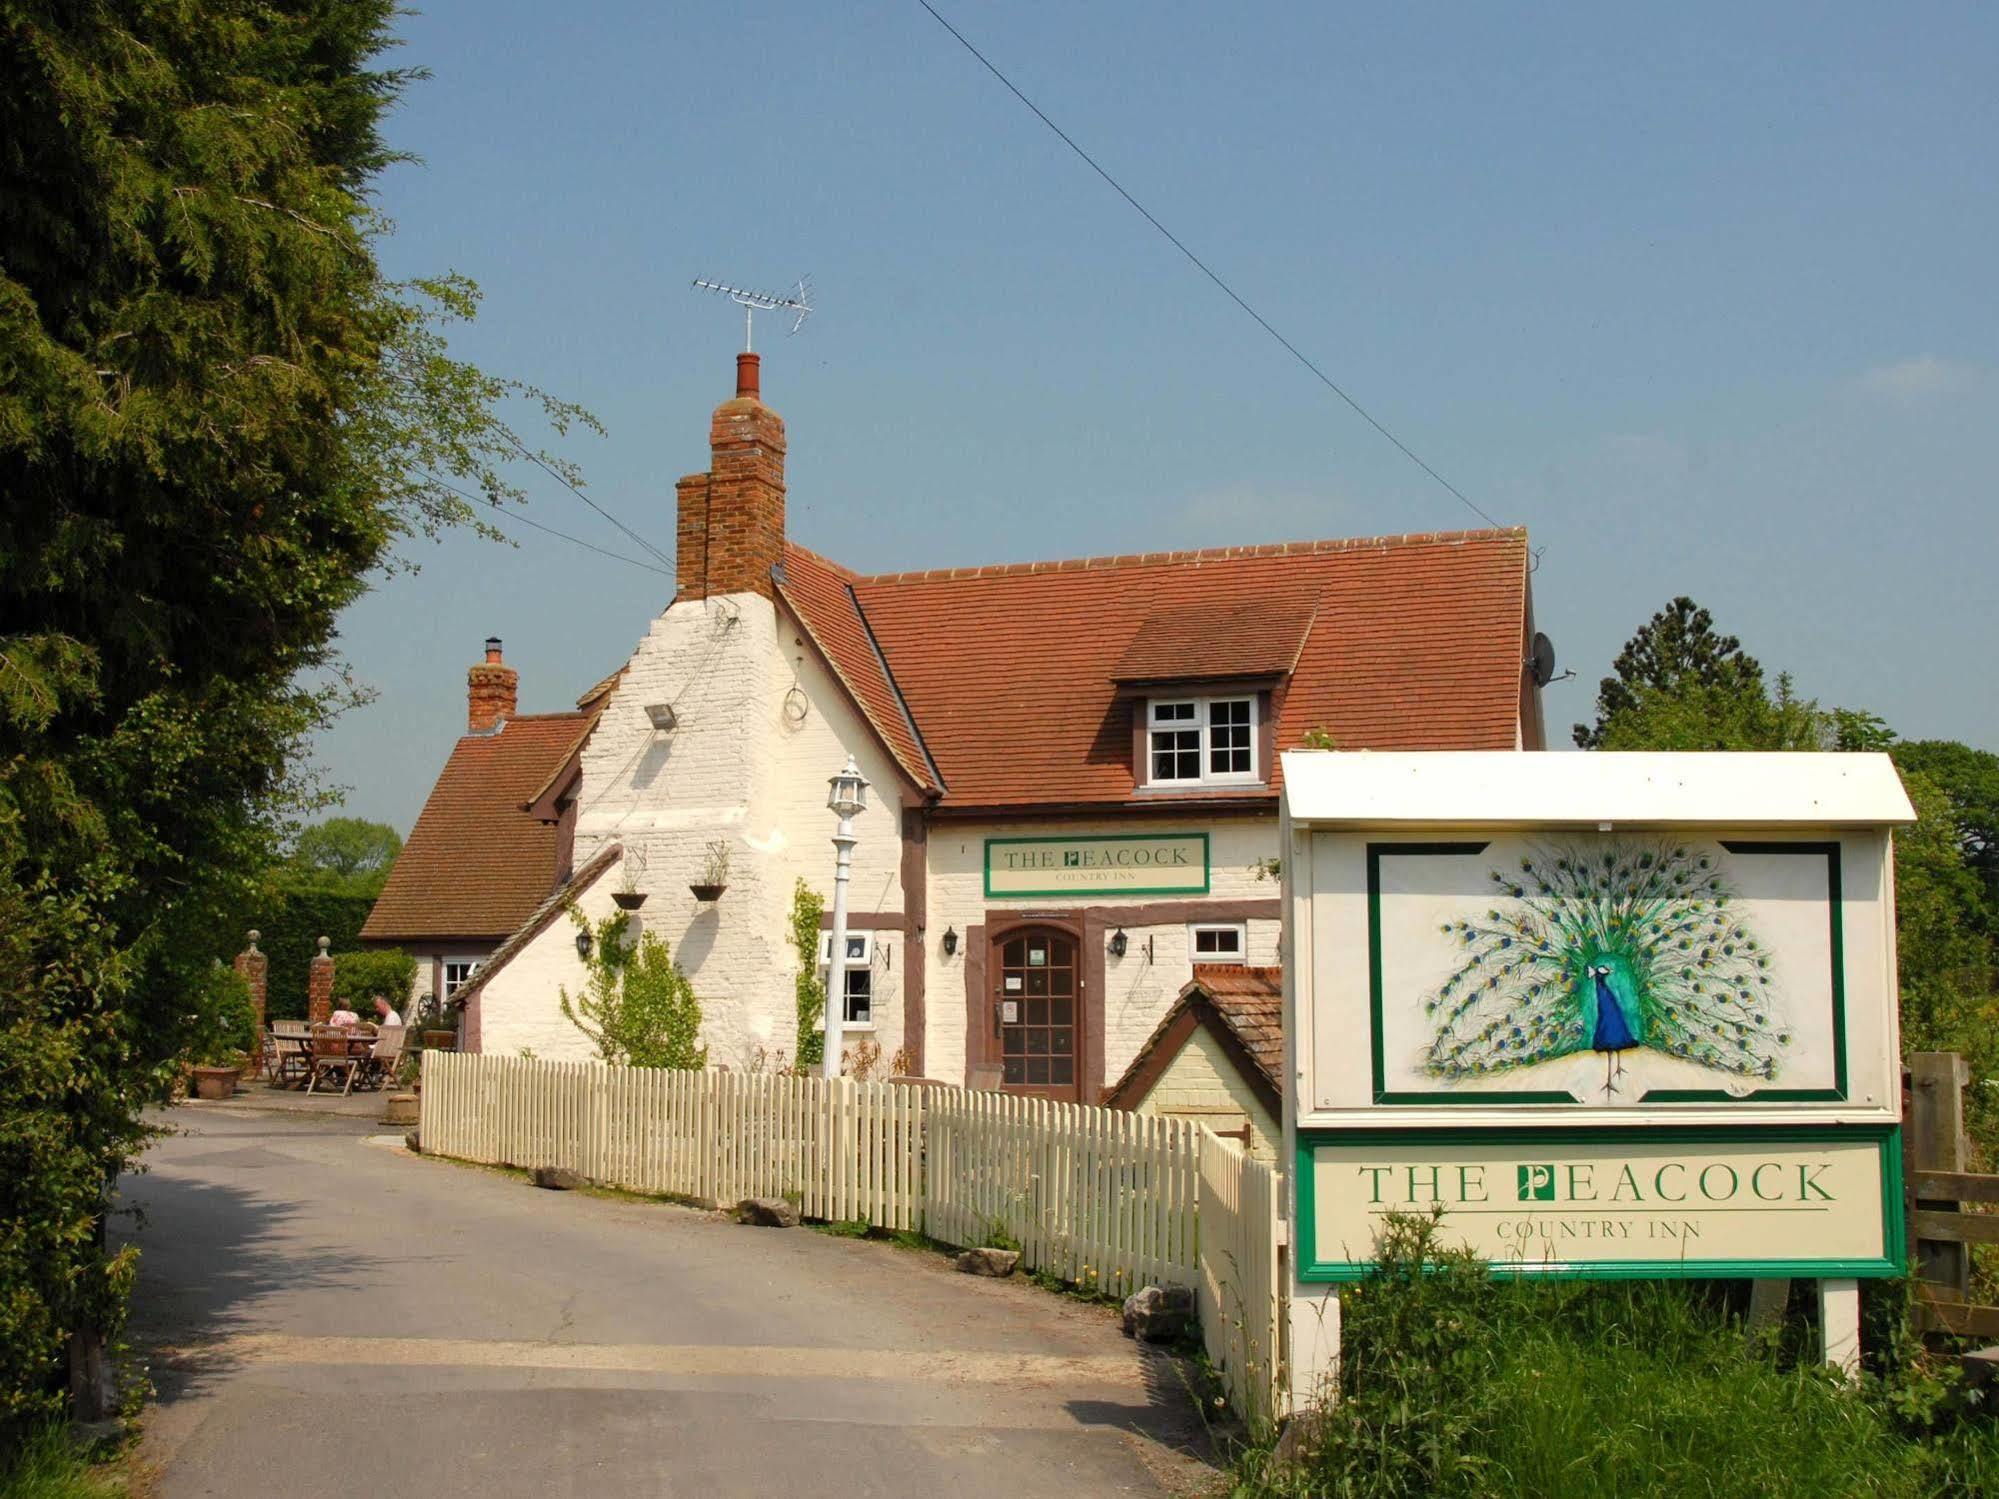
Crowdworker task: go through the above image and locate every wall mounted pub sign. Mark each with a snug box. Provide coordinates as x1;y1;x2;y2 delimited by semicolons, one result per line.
985;833;1209;898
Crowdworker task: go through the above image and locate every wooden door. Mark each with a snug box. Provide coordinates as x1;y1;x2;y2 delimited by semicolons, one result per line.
991;926;1083;1101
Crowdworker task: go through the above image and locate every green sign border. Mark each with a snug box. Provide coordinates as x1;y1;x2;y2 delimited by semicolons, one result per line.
983;832;1211;899
1366;839;1850;1106
1294;1122;1904;1282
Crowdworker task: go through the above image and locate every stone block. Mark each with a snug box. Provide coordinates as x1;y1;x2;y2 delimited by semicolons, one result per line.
736;1196;800;1227
956;1247;1021;1278
531;1166;585;1191
1121;1283;1195;1343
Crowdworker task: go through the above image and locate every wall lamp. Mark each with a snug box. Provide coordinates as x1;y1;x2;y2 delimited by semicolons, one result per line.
574;928;593;960
1108;927;1128;959
644;702;677;732
942;926;958;957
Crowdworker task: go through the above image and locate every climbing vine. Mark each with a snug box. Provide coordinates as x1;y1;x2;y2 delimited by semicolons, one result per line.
559;910;706;1069
790;880;826;1067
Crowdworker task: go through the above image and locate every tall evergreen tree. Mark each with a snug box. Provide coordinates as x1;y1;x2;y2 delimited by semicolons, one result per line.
1574;597;1766;748
0;1;587;1425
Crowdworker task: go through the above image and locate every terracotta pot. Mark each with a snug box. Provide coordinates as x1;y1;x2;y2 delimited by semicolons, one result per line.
690;883;726;903
191;1065;240;1101
421;1031;457;1052
611;891;648;911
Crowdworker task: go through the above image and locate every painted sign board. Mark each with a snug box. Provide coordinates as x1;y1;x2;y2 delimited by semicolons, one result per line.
984;833;1209;898
1297;1125;1902;1281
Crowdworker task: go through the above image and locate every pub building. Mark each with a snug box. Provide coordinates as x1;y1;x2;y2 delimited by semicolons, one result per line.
363;352;1547;1104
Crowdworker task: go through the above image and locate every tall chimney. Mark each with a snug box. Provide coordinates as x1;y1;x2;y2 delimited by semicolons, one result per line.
676;353;786;602
467;636;518;733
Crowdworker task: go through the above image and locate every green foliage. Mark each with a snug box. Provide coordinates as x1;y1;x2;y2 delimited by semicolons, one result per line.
187;966;257;1068
982;1219;1022;1253
790;880;827;1068
288;818;402;895
1575;597;1768;749
0;1424;126;1499
251;883;378;1020
329;949;416;1013
1895;740;1999;941
0;0;592;1425
1236;1212;1999;1498
559;911;707;1070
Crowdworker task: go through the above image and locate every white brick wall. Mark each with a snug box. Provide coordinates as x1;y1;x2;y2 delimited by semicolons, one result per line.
477;872;621;1060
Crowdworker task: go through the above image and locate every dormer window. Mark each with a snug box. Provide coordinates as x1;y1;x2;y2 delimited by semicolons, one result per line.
1148;696;1259;787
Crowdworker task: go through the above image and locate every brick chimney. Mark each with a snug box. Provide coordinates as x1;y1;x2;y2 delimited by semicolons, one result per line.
676;353;786;601
468;636;518;733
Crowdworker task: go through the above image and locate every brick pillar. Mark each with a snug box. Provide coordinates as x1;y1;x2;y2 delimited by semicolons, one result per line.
307;935;334;1025
233;929;268;1036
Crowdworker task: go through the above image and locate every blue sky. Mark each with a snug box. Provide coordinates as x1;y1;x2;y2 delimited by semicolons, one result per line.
323;1;1999;830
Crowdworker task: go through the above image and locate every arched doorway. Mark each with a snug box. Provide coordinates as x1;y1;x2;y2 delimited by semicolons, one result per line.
988;925;1083;1101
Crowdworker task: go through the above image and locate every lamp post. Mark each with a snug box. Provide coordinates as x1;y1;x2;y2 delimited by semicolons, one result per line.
823;755;869;1081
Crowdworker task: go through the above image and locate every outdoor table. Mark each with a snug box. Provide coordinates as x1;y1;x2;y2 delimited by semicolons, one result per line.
284;1029;378;1092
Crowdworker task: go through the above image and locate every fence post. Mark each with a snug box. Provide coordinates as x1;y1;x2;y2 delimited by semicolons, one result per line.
1909;1051;1972;1301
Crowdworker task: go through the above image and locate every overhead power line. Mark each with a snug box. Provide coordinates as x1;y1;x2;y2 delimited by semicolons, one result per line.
912;0;1504;532
505;440;679;570
420;470;673;577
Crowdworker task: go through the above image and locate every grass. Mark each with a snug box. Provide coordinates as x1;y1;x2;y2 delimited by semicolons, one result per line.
1230;1213;1999;1499
0;1427;128;1499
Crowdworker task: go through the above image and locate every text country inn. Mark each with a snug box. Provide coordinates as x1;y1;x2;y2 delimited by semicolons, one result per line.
364;352;1547;1106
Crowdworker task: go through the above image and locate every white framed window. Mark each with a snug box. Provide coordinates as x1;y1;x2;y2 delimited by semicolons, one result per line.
816;932;874;1028
442;957;483;999
1189;922;1247;962
1147;696;1259;787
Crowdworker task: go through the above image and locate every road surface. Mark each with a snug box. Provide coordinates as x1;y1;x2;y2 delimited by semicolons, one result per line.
120;1102;1215;1497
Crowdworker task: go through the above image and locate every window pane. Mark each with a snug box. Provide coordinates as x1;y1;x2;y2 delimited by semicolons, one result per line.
1152;747;1176;779
1004;1057;1025;1083
1026;1030;1049;1055
1003;1029;1024;1055
1050;1058;1074;1085
1175;746;1199;778
1025;998;1047;1025
845;935;866;960
1051;998;1073;1026
1049;970;1072;996
1025;1057;1050;1084
1004;938;1023;966
1152;700;1194;723
1051;1029;1072;1055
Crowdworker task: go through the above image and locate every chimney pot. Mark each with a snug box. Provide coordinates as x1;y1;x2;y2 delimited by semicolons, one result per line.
735;352;760;401
485;636;504;664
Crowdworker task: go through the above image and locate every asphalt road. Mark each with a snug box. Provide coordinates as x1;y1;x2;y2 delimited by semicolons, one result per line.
119;1103;1215;1497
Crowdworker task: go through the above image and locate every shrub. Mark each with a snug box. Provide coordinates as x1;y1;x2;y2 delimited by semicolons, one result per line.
188;966;257;1067
1239;1211;1999;1499
240;883;377;1019
330;949;417;1015
559;910;706;1070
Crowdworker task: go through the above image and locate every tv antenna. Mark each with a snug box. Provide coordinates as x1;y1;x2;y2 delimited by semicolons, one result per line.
691;276;813;353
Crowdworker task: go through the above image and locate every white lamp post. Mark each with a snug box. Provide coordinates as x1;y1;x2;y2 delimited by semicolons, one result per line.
822;755;869;1080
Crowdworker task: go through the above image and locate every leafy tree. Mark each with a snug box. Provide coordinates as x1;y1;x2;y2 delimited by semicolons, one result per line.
1574;597;1766;748
290;818;402;894
1894;740;1999;938
559;912;707;1070
0;1;589;1424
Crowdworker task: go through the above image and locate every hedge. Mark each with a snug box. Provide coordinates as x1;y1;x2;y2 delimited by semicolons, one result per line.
241;883;377;1019
330;949;417;1013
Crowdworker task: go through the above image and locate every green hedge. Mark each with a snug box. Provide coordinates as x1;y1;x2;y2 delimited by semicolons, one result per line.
330;949;416;1013
242;883;377;1019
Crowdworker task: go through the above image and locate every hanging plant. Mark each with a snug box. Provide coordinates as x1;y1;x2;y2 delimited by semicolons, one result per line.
690;839;730;902
612;848;648;910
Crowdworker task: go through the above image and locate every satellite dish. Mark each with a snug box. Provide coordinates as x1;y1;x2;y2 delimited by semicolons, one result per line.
1529;632;1557;688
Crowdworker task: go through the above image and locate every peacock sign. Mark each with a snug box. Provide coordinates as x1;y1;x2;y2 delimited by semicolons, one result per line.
1278;752;1917;1303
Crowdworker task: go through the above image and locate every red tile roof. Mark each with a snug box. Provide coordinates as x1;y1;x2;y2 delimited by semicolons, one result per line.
1111;596;1317;683
778;545;940;793
449;842;622;1013
845;528;1530;808
360;713;592;944
1103;965;1285;1113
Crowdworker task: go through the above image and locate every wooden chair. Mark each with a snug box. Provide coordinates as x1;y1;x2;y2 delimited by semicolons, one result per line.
267;1021;312;1088
358;1026;405;1092
306;1026;359;1096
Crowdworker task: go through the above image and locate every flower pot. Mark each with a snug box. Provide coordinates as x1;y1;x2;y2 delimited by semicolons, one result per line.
611;891;648;911
421;1031;457;1052
191;1065;240;1101
690;883;726;903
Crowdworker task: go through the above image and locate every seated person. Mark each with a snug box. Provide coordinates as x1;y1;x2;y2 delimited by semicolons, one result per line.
372;996;402;1028
328;1005;361;1028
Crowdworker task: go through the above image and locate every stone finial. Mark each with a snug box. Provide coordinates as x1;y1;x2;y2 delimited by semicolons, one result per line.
316;935;331;955
246;929;261;953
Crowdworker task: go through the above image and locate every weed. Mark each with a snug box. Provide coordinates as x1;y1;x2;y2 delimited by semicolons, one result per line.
0;1425;126;1499
814;1218;870;1239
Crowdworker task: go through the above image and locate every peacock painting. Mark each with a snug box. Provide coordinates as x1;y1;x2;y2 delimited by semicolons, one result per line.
1423;841;1788;1096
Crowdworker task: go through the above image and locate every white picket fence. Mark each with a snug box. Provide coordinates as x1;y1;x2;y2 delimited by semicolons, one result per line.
420;1052;1282;1416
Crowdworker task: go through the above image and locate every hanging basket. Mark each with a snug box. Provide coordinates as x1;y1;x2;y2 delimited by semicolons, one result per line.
689;883;727;903
611;891;648;911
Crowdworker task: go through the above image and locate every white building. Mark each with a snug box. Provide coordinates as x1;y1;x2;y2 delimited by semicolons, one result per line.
374;352;1548;1102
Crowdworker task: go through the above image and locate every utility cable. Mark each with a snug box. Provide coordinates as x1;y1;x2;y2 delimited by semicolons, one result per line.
504;438;679;570
913;0;1504;531
419;470;673;577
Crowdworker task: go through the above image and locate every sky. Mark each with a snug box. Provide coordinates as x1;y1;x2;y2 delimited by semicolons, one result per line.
321;1;1999;831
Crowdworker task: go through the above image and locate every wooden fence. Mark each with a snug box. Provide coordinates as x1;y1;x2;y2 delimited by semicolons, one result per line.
419;1051;1281;1414
1905;1051;1999;1339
